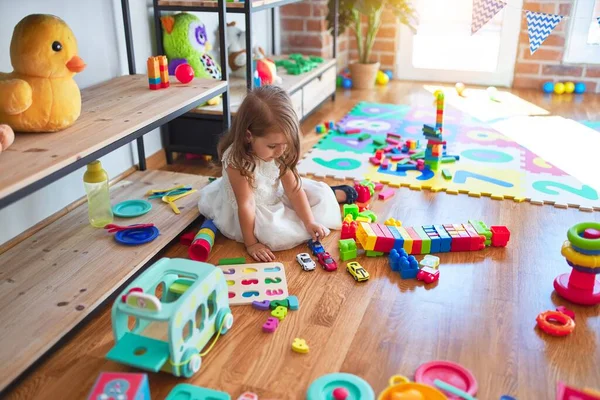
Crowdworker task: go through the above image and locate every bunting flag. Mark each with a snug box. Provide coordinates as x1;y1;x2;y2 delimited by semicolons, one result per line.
526;11;564;54
471;0;507;35
597;16;600;26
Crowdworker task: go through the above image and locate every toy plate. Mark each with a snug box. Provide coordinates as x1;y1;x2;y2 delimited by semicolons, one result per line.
115;226;159;245
306;372;374;400
414;361;477;399
113;199;152;218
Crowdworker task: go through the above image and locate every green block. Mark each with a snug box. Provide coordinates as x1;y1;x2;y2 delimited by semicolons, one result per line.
442;169;452;180
410;151;425;160
270;299;289;310
413;226;431;254
372;137;386;146
309;56;324;63
358;210;377;223
339;239;357;261
468;220;492;245
343;204;359;219
441;157;457;163
340;250;357;261
218;257;246;265
398;158;410;165
366;250;384;257
358;134;371;141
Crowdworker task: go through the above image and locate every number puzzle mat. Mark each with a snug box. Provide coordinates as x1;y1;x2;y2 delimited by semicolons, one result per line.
297;102;600;211
219;262;288;305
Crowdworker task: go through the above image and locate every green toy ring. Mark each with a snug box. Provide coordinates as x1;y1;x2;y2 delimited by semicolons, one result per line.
567;222;600;251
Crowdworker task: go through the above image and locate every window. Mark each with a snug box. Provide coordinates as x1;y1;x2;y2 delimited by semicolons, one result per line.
564;0;600;63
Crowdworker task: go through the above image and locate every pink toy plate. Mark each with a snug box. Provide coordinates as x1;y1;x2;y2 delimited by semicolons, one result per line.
414;360;478;399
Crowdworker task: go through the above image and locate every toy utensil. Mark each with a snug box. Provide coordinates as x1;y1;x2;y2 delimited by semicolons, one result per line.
148;187;193;199
162;189;197;214
146;184;187;196
105;223;155;233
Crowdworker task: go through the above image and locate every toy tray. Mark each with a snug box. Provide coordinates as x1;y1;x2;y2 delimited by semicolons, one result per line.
218;262;288;306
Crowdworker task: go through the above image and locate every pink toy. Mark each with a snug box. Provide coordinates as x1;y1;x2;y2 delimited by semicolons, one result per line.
417;266;440;284
381;159;389;169
386;138;399;145
375;150;384;160
374;183;384;191
332;387;350;400
344;128;361;134
383;146;393;153
369;157;381;166
556;306;575;320
391;155;405;161
175;63;194;84
556;381;600;400
262;316;279;333
87;372;150;400
378;188;395;201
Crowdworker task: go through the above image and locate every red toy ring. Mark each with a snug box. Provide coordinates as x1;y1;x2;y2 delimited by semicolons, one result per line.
536;311;575;336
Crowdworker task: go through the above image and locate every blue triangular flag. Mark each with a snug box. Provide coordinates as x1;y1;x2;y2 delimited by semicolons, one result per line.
471;0;507;35
597;16;600;27
526;11;564;54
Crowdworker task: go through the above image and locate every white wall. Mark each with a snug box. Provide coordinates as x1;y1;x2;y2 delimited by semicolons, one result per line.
0;0;273;245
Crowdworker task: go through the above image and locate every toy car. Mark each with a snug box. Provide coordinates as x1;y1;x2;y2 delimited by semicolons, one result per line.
317;251;337;271
307;239;325;256
346;261;369;282
296;253;316;271
417;266;440;284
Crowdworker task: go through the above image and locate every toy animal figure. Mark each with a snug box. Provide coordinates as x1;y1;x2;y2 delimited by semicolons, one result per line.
219;21;267;78
0;14;86;133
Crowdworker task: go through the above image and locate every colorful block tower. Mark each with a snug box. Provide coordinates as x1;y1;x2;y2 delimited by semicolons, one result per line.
422;91;449;170
147;56;169;90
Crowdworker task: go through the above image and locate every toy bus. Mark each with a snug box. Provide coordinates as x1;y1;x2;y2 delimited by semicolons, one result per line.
106;257;233;378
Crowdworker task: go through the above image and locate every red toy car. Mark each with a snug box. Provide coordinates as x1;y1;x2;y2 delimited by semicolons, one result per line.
417;266;440;284
317;252;337;272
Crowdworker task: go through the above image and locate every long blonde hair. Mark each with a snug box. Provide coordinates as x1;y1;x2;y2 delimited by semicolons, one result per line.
217;86;302;189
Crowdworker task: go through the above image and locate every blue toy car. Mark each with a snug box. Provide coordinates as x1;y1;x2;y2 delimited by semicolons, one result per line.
307;239;325;256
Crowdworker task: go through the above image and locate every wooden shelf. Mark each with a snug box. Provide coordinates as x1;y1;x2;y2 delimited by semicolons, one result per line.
0;75;227;208
191;56;337;116
0;170;208;392
157;0;301;11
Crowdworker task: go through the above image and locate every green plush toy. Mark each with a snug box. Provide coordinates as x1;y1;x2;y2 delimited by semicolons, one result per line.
161;12;222;104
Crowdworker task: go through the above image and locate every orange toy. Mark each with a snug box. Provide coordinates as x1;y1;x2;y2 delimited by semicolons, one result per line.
536;310;575;336
0;15;86;133
0;124;15;153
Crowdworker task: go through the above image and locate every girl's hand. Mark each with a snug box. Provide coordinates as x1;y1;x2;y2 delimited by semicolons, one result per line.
305;222;327;241
246;242;276;262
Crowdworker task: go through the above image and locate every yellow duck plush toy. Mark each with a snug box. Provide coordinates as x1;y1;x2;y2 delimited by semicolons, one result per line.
0;14;86;137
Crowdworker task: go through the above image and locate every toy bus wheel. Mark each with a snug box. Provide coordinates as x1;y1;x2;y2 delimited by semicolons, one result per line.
181;348;201;378
216;308;234;335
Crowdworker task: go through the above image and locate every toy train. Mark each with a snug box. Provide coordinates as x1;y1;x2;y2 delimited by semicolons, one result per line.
355;219;510;255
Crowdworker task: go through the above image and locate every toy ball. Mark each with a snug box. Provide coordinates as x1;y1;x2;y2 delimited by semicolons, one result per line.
574;82;586;94
384;69;393;80
542;81;554;94
376;70;389;85
332;387;349;400
554;82;565;95
174;63;194;84
486;86;498;101
342;77;352;89
564;81;575;94
455;82;466;96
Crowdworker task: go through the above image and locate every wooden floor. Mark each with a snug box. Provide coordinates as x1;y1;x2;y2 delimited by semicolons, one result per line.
4;82;600;400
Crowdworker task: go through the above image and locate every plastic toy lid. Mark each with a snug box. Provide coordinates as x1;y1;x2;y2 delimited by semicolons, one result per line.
115;226;159;245
414;361;477;399
112;199;152;218
379;382;448;400
306;373;375;400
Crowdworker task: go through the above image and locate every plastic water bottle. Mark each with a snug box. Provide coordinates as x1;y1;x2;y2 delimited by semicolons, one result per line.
83;160;113;227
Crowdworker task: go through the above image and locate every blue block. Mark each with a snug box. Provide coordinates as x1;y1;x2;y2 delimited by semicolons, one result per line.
429;236;441;253
395;164;417;171
387;226;404;251
434;225;452;252
392;147;402;154
148;77;161;84
400;267;418;279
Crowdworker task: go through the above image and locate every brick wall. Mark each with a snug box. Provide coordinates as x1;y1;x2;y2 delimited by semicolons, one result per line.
513;0;600;93
280;1;399;72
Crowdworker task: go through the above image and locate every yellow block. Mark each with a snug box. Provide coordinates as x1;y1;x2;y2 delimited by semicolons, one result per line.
384;217;402;227
147;56;160;78
396;226;413;254
343;214;354;223
356;216;370;223
199;228;215;240
356;222;377;251
561;241;600;269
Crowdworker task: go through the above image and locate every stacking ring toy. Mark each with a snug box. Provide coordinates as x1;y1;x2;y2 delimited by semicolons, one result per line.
536;311;575;336
567;222;600;251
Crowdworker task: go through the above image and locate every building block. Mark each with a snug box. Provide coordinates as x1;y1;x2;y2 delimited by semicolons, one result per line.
355;184;372;203
373;137;386;146
343;128;361;134
358;210;377;222
252;300;270;311
262;316;279;333
344;213;354;223
358;133;371;141
442;169;452;180
356;222;378;250
445;224;471;252
343;204;359;219
87;372;151;400
366;250;384;257
469;220;492;246
270;299;289;310
356;216;370;223
413;226;431;254
490;226;511;247
375;150;385;160
369;157;381;166
374;182;384;191
360;180;376;195
292;338;309;354
463;223;485;251
417;266;440;284
396;226;414;254
389;249;419;279
218;257;246;265
386;225;405;251
433;225;452;252
391;154;404;161
420;255;440;269
158;55;170;88
405;227;423;254
287;295;299;310
341;220;358;240
339;239;358;261
378;188;396;200
384;217;402;227
271;306;288;321
372;224;395;253
422;225;441;253
383;146;394;153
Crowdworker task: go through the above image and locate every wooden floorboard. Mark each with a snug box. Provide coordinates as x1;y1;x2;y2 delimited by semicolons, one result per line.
3;82;600;400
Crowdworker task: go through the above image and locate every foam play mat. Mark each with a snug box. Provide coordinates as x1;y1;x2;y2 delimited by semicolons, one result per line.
297;102;600;211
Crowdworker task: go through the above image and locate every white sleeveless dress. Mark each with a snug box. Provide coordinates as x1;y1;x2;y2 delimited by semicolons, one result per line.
198;147;342;251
